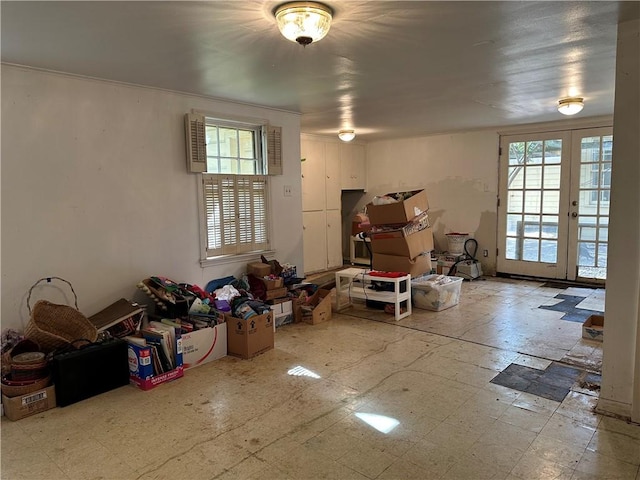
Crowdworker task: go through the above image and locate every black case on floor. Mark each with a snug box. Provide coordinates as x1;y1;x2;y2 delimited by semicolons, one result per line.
51;338;130;407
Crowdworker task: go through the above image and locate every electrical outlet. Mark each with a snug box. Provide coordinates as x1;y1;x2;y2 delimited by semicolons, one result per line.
283;185;292;197
483;249;489;257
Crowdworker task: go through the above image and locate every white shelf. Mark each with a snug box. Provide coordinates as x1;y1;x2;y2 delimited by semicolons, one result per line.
335;267;412;321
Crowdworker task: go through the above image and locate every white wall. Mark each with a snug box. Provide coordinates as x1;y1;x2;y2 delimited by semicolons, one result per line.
598;19;640;421
1;65;303;331
361;131;500;273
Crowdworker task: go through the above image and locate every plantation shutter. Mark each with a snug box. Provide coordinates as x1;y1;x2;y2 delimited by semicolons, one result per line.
266;125;283;175
185;113;207;173
202;174;270;257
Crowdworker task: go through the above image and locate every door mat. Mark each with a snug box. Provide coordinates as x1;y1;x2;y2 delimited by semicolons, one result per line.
538;294;604;323
490;362;600;402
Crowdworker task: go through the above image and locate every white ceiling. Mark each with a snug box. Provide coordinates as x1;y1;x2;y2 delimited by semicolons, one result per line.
2;1;638;141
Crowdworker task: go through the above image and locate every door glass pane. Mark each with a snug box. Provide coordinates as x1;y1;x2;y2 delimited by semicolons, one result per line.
542;215;558;239
525;166;542;189
506;237;518;260
541;240;557;263
507;214;521;235
509;142;526;165
543;165;561;188
526;141;543;164
524;215;540;237
579;242;596;266
542;191;560;214
524;191;541;213
543;140;562;164
597;244;608;267
523;239;539;261
508;167;524;189
507;191;523;213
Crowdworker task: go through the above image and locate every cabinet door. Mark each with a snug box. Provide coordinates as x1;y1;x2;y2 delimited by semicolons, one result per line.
340;143;366;190
301;140;326;211
303;211;328;274
325;142;341;210
326;209;343;269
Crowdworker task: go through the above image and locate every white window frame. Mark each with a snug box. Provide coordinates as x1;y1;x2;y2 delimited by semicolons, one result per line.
194;115;273;264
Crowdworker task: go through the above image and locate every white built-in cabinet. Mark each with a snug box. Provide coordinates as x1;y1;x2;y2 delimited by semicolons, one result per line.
301;136;343;273
340;143;366;190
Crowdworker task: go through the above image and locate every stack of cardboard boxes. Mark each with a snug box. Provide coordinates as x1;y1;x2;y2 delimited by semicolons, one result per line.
366;190;434;277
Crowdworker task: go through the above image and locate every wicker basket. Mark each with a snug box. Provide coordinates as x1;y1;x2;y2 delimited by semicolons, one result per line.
1;374;51;398
24;277;97;353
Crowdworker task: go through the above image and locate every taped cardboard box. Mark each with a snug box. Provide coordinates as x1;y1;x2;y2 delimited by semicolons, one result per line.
261;277;284;290
226;312;274;359
2;385;57;421
265;287;288;301
366;190;429;226
371;226;434;258
247;262;271;277
372;253;432;278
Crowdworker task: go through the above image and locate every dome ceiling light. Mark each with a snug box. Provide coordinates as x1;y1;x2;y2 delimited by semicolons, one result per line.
557;97;584;115
274;1;333;46
338;129;355;142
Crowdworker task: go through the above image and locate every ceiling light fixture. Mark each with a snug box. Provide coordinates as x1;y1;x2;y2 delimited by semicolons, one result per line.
338;129;355;142
557;97;584;116
274;1;333;46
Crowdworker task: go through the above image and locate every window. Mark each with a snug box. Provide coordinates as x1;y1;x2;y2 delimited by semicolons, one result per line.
185;114;281;260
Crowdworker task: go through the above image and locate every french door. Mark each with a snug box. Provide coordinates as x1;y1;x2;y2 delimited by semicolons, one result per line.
497;127;612;282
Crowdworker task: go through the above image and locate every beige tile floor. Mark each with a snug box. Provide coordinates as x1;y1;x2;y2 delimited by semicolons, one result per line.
2;277;639;480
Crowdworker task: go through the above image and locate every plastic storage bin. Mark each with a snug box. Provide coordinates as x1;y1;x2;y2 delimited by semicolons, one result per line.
411;274;463;311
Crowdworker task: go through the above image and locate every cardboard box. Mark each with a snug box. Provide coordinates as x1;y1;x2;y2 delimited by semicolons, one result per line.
226;312;274;359
412;274;463;311
265;287;288;301
366;190;429;225
298;289;333;325
181;322;227;369
370;211;430;237
2;385;57;421
372;253;432;277
261;277;284;290
128;335;185;391
271;300;294;331
247;262;271;277
582;315;604;342
371;226;434;258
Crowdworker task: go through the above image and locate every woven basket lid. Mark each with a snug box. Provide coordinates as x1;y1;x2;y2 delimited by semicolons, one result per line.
11;351;46;365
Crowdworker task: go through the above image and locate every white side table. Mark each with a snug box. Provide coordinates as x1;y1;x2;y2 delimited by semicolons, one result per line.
334;267;412;321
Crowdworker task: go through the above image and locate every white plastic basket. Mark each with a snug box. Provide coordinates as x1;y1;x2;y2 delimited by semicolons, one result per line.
445;233;469;254
411;274;463;311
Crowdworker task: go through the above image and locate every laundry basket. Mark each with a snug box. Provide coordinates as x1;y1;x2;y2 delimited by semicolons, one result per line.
24;277;97;353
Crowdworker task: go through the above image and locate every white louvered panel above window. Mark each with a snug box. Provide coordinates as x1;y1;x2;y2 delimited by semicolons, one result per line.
266;125;283;175
185;113;207;173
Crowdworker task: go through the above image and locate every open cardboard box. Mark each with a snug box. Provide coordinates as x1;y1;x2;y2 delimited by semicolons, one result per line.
582;314;604;342
295;289;333;325
366;190;429;225
370;226;434;258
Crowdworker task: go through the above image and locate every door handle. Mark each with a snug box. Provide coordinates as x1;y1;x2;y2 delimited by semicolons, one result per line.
571;212;578;218
572;200;578;206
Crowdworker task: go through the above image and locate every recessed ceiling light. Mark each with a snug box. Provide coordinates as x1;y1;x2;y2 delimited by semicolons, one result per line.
558;97;584;115
338;129;355;142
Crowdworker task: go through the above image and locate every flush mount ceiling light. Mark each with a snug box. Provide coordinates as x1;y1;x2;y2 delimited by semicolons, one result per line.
274;1;333;46
557;97;584;115
338;129;355;142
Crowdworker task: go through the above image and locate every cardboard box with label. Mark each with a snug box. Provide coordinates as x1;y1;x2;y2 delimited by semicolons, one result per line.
372;253;432;277
371;226;434;258
128;335;185;391
181;322;227;369
2;385;57;421
366;190;429;225
226;312;274;359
